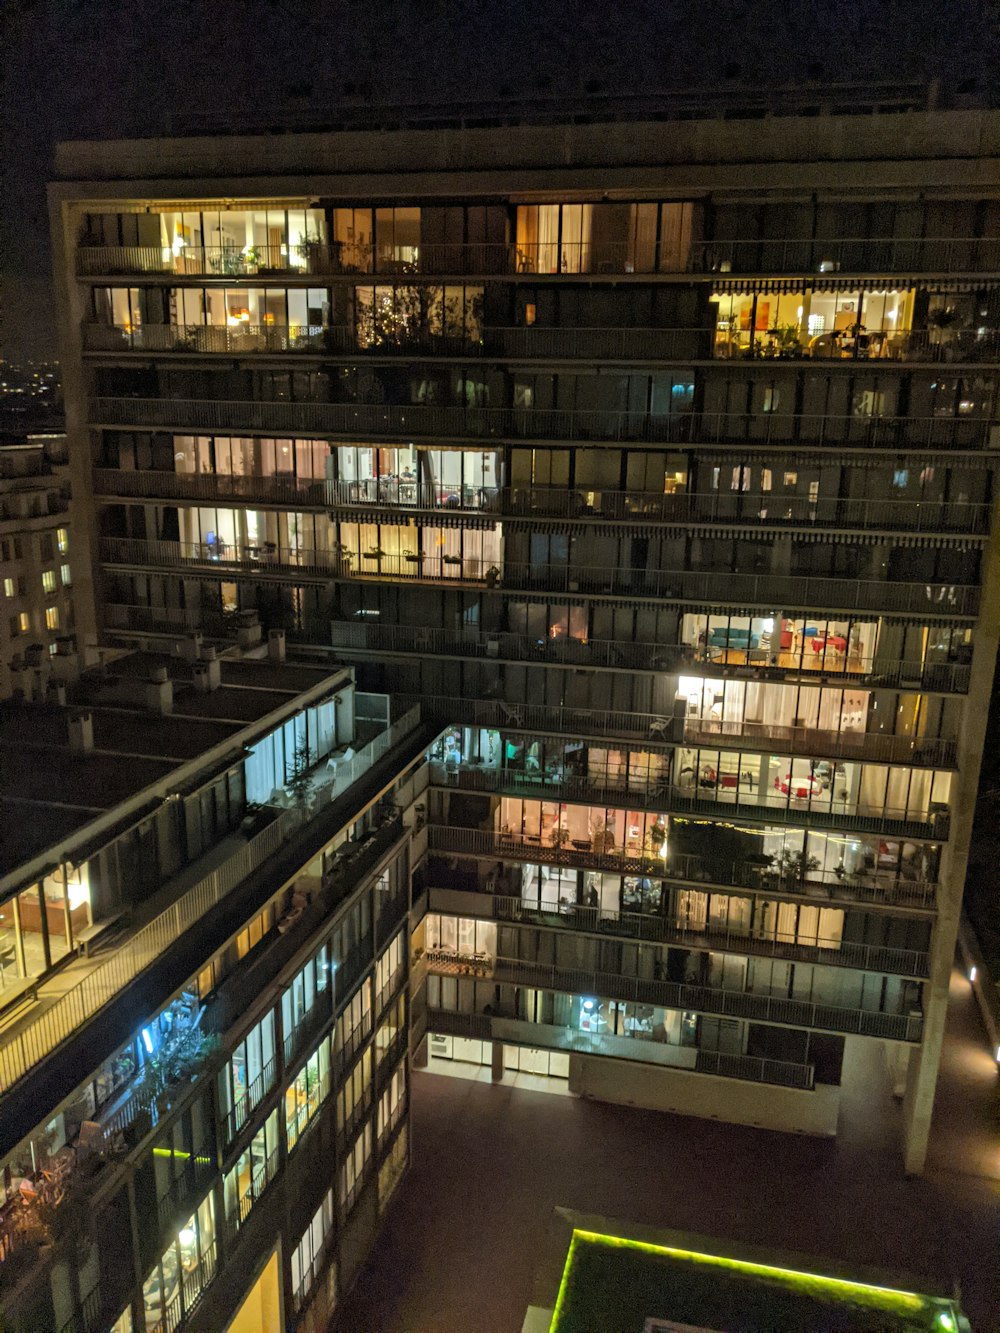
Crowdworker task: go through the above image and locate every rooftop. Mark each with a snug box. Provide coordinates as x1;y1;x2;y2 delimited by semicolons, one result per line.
545;1223;965;1333
0;648;350;882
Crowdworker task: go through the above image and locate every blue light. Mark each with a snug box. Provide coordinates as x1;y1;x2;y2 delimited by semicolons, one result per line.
141;1027;154;1055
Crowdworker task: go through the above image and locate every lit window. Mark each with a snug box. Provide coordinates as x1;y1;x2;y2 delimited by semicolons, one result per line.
45;606;59;630
56;528;68;554
18;612;29;633
61;563;72;586
2;578;13;598
42;570;56;593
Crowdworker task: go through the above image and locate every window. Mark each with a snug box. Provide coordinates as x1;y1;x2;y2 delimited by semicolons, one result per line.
285;1032;332;1151
236;905;271;959
335;978;373;1066
339;1122;373;1215
141;1193;216;1332
61;563;71;586
2;578;13;597
378;1125;408;1214
377;1061;406;1144
56;527;68;554
45;606;59;630
281;941;330;1058
42;570;56;593
336;1047;371;1138
223;1109;280;1231
218;1009;276;1141
291;1189;335;1312
376;932;404;1006
18;612;29;633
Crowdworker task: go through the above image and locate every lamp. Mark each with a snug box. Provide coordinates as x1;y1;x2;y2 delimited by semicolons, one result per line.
178;1227;196;1247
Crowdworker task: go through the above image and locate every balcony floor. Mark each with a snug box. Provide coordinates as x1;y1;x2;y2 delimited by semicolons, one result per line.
335;967;999;1333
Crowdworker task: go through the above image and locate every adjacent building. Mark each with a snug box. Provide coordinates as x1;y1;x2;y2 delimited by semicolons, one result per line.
0;429;79;699
0;647;426;1332
47;97;1000;1178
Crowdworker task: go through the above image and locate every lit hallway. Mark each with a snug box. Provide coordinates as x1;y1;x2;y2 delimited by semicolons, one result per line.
336;968;1000;1333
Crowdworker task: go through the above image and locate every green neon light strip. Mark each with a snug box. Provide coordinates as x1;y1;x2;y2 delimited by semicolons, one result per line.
550;1229;952;1330
152;1147;212;1165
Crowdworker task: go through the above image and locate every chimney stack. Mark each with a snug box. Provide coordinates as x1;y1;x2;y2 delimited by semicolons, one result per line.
68;710;94;753
268;628;286;664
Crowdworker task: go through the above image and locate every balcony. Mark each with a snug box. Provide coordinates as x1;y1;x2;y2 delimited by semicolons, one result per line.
426;951;922;1041
425;755;948;846
90;467;991;539
425;1007;816;1090
331;622;970;694
426;889;930;978
0;711;418;1099
689;235;1000;277
679;718;955;768
97;537;979;618
81;320;1000;368
88;396;997;452
75;236;1000;280
425;826;938;912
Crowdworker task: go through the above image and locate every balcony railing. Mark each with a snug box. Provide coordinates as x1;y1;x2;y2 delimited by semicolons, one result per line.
223;1054;277;1145
223;1145;280;1244
429;953;924;1042
689;235;1000;276
425;1007;816;1090
0;711;418;1098
91;466;991;537
680;718;955;768
426;756;948;846
88;396;998;451
331;621;970;694
429;891;930;977
81;320;1000;367
425;825;938;911
97;537;979;618
75;236;1000;279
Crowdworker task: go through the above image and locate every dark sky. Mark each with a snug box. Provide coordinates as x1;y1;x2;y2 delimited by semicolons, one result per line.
2;0;998;360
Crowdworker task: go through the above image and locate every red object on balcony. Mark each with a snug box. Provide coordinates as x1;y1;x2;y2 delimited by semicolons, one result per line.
811;635;847;653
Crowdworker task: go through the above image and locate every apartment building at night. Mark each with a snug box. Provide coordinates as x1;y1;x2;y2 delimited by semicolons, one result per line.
0;650;425;1332
47;95;1000;1179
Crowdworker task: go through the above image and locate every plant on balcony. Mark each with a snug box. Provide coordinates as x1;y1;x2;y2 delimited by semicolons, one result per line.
403;547;424;563
442;554;463;566
295;233;324;270
286;739;316;810
209;246;247;277
768;849;820;883
364;546;387;560
769;323;805;358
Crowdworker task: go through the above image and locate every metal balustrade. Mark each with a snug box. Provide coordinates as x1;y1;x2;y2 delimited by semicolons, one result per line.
81;319;1000;367
224;1146;280;1243
425;825;938;911
91;466;990;536
331;621;970;694
689;235;1000;276
223;1055;277;1145
432;891;929;977
416;698;954;789
427;756;947;846
0;709;419;1098
98;536;979;618
425;1007;815;1089
428;953;924;1042
75;235;1000;278
88;396;998;451
155;1138;216;1230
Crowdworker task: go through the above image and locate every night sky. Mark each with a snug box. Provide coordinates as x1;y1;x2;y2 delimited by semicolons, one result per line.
2;0;997;360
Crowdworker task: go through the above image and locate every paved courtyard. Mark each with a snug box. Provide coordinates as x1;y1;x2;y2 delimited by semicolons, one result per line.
336;969;1000;1332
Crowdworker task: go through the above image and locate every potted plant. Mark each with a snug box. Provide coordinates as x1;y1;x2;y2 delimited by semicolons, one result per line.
286;739;316;813
403;547;424;564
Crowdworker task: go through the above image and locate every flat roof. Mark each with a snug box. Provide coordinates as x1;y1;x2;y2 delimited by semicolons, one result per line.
545;1225;965;1333
0;650;351;881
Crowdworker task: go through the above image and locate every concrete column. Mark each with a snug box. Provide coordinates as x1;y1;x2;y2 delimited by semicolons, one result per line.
412;1034;428;1069
902;492;1000;1173
491;1040;505;1082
